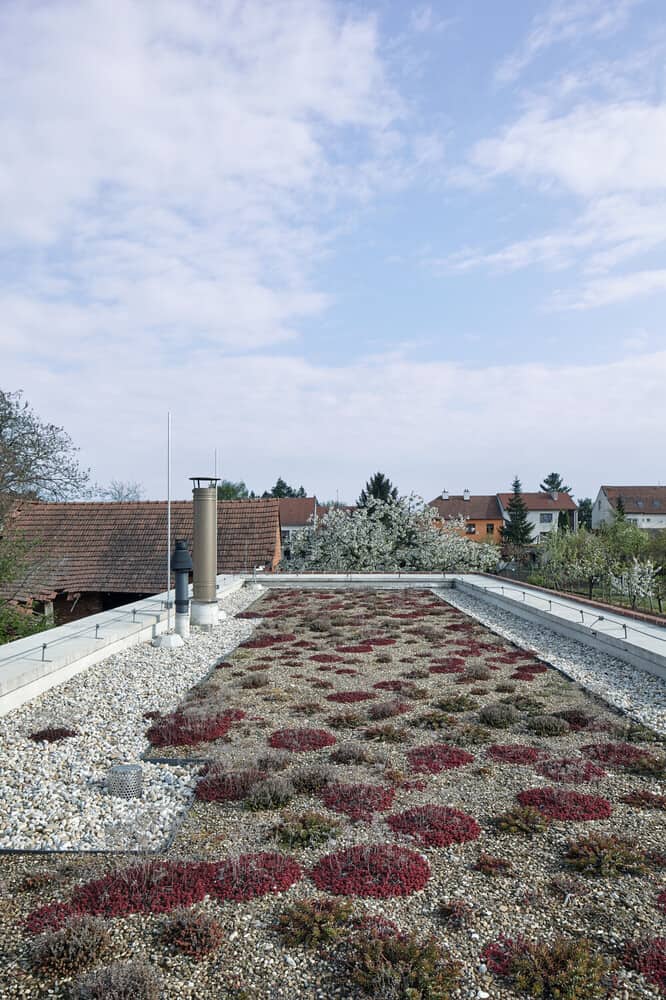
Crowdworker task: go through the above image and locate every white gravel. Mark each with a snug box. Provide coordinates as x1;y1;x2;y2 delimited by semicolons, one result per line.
0;584;264;853
439;586;666;735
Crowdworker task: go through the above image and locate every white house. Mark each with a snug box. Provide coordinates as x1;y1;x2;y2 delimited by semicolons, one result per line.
497;491;578;542
591;486;666;530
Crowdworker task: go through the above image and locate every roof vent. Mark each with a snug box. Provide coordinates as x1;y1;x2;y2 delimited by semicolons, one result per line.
463;489;470;501
441;489;449;500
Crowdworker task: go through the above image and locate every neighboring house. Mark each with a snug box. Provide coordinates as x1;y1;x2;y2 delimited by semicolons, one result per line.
428;491;504;541
278;497;322;551
496;491;578;542
591;486;666;530
1;498;281;623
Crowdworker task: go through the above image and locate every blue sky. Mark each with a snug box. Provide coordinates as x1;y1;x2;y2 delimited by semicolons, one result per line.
2;0;665;503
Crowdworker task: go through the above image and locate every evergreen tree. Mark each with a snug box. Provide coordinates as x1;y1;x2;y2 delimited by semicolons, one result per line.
262;478;306;499
501;477;535;546
358;472;398;507
577;497;593;531
614;494;626;520
217;480;249;500
539;472;571;494
557;510;569;531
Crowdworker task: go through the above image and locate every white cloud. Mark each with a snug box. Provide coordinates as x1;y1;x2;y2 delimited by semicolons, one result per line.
472;101;666;198
0;0;409;356
555;268;666;308
3;347;665;503
496;0;640;84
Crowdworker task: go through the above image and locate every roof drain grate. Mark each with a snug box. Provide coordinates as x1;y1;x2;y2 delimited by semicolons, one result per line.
107;763;143;799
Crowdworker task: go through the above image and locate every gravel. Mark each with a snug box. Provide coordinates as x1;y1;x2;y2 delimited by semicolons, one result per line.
0;585;264;852
440;587;666;735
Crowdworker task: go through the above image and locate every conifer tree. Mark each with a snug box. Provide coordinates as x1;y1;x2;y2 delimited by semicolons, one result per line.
358;472;398;507
501;477;535;546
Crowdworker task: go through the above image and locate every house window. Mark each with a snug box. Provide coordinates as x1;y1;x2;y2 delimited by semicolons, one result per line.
486;523;494;534
539;513;553;523
465;523;476;534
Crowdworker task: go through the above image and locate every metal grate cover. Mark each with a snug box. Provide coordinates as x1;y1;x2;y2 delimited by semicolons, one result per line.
107;763;143;799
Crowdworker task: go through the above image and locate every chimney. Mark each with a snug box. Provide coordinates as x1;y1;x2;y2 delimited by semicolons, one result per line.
550;490;558;501
190;477;220;629
463;488;471;501
441;489;449;501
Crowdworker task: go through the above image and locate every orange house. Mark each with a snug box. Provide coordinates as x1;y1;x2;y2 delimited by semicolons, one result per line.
429;492;504;542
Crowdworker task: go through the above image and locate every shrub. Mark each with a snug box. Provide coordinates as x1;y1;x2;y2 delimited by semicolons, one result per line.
479;703;520;728
291;765;334;793
407;743;474;774
482;935;608;999
452;723;492;746
620;789;666;811
473;853;512;876
429;658;465;674
563;834;647;876
349;926;462;999
386;805;481;848
196;768;261;802
326;711;362;729
326;691;376;703
622;937;666;993
240;673;269;689
321;782;395;822
516;787;612;821
367;700;410;721
486;744;542;765
330;742;374;765
28;916;110;975
494;805;550;836
29;727;77;743
276;897;355;947
255;751;291;772
495;683;516;693
415;711;455;732
274;810;341;848
437;898;474;929
527;715;571;737
245;776;295;811
534;757;606;783
212;852;302;901
161;909;224;959
72;959;163;1000
464;664;491;681
581;741;653;767
268;728;337;752
311;844;430;898
554;709;598;731
434;694;477;713
146;708;244;747
364;723;407;744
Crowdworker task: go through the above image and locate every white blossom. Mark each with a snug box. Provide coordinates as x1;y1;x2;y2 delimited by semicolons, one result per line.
283;495;500;573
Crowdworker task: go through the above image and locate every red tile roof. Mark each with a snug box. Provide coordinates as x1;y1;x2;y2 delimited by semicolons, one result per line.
428;495;502;520
497;492;577;512
278;497;318;527
602;486;666;514
2;499;281;600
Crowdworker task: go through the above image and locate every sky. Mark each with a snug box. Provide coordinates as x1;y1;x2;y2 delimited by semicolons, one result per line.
2;0;665;504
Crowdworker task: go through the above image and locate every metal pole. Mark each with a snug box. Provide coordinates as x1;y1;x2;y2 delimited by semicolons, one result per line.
167;411;172;634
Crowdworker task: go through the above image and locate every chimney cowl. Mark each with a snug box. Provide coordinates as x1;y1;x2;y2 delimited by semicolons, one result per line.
463;489;471;501
171;539;193;572
550;490;559;501
441;489;449;500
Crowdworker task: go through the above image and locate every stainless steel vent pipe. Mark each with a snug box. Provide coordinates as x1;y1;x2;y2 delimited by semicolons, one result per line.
190;477;219;628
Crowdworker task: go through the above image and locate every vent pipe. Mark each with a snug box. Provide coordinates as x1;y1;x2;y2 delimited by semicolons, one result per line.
190;477;220;629
172;539;193;638
463;488;471;501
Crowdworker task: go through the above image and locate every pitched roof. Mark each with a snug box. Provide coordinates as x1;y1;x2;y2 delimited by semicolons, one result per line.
497;491;578;512
602;486;666;514
2;498;281;600
278;497;318;527
429;495;502;520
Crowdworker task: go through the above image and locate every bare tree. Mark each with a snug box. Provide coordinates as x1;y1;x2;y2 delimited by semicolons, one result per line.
0;388;89;516
98;480;145;501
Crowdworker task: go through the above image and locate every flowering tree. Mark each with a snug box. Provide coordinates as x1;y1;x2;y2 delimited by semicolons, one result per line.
541;529;607;599
283;495;500;573
610;558;662;608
